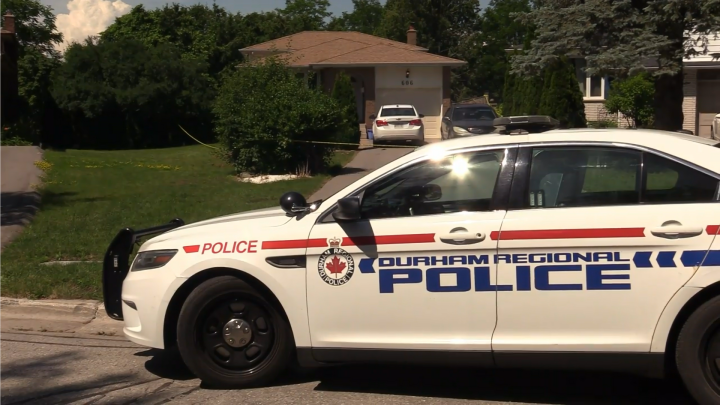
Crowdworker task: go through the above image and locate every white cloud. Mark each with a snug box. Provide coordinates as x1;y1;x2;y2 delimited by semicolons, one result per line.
55;0;132;51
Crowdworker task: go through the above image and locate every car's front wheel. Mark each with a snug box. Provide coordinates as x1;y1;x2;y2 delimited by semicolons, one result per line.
176;276;293;388
676;295;720;405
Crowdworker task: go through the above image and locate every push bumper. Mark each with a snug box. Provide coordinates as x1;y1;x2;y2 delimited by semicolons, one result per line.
102;218;185;320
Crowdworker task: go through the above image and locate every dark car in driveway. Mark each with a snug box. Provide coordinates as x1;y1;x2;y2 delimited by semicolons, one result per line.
440;104;498;140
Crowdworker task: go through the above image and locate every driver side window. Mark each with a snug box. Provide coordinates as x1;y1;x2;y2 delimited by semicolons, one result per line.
359;149;505;220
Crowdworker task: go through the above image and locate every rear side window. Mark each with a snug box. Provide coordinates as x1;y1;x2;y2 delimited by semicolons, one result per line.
380;107;416;117
643;153;719;203
522;146;719;209
526;147;641;208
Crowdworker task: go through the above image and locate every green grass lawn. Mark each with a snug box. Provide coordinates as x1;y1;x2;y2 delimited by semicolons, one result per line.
1;145;355;300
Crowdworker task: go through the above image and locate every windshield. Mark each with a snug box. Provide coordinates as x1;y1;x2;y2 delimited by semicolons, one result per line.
380;107;416;117
452;107;496;121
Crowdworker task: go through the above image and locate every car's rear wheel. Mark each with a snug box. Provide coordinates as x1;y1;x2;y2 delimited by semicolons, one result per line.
676;295;720;404
176;276;293;388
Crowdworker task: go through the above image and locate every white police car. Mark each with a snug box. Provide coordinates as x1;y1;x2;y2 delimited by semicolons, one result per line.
103;116;720;404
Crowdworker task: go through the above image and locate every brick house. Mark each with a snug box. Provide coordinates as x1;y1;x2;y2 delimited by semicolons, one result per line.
572;34;720;137
239;28;466;142
1;11;19;125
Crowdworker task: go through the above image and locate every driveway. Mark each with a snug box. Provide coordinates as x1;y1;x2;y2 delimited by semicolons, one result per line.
1;146;44;250
310;147;414;202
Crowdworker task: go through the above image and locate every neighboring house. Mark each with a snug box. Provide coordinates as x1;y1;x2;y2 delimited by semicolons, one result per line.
1;11;19;125
239;27;467;142
572;34;720;137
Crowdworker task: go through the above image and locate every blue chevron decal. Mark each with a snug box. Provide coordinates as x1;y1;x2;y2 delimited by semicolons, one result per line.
657;251;677;268
359;258;376;273
633;251;653;268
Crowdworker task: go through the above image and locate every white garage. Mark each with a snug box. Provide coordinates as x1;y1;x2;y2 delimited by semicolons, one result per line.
375;67;444;140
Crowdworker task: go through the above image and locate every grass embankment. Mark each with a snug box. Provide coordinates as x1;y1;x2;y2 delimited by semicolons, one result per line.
1;145;355;299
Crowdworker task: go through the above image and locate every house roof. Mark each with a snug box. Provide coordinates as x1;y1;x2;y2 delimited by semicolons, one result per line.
240;31;466;68
241;31;428;52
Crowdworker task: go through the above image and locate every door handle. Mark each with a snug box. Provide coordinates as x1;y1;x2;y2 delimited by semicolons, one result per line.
650;225;704;239
439;231;486;245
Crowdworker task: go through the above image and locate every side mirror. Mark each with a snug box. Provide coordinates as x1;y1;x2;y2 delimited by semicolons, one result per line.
369;114;376;120
419;114;425;118
422;184;442;201
279;191;308;216
332;196;361;222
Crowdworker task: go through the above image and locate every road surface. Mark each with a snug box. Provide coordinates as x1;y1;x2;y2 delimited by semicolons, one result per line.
1;330;696;405
1;146;43;250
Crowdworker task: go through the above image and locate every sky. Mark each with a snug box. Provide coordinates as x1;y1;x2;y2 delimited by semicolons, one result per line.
45;0;491;51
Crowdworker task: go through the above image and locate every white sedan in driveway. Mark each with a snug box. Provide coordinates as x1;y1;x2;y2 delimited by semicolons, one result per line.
104;116;720;404
370;104;425;146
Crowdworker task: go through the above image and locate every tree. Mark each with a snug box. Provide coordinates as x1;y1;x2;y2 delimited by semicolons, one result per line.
537;57;587;128
378;0;481;56
328;0;384;34
501;68;517;115
16;47;65;144
213;57;344;175
510;0;720;131
604;72;655;128
280;0;331;32
331;72;361;146
1;0;66;144
0;0;63;57
100;4;251;80
51;38;215;149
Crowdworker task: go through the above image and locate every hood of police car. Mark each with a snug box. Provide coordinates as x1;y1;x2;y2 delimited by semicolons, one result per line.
142;206;292;245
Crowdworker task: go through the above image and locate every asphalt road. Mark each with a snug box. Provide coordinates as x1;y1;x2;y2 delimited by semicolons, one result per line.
0;146;43;250
1;330;698;405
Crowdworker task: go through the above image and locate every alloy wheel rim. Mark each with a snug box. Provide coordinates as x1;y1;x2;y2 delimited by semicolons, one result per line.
196;294;275;373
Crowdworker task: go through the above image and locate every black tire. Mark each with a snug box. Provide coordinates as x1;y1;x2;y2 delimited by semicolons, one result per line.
676;295;720;405
176;276;293;388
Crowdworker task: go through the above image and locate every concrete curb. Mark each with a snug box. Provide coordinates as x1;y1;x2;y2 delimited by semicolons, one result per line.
1;297;125;336
1;297;100;322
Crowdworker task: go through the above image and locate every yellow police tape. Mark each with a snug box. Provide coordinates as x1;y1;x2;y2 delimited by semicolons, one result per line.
178;125;417;150
178;125;220;150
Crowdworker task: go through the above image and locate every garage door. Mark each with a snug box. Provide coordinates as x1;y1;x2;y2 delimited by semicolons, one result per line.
698;81;720;138
376;88;443;140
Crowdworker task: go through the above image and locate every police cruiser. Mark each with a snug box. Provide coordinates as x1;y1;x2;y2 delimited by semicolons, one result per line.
103;116;720;404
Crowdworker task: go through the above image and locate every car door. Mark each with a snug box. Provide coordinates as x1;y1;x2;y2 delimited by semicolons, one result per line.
492;143;720;354
305;146;517;359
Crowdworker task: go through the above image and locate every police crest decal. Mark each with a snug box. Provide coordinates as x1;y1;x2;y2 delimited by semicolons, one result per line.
318;237;355;286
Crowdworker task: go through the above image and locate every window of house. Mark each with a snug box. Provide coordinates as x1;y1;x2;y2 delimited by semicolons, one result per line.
574;59;609;99
359;150;505;219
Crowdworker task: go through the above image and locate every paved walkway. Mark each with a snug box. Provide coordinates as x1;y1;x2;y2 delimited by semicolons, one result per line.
1;146;44;250
310;147;413;202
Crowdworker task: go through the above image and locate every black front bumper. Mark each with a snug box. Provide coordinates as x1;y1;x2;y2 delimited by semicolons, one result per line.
102;218;185;320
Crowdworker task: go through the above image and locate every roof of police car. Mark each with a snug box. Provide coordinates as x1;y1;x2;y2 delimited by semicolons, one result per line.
422;128;716;149
408;128;720;172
